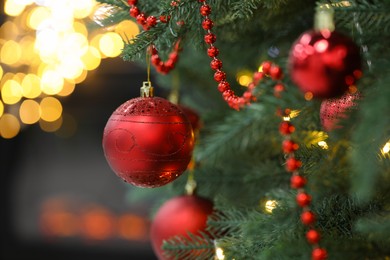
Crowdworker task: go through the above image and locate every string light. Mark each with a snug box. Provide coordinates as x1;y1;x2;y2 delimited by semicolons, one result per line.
318;141;329;150
381;140;390;155
264;200;278;213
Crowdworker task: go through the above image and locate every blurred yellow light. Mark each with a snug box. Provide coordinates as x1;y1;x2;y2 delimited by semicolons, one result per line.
57;80;76;97
22;74;42;98
27;6;51;30
4;0;26;16
99;32;124;57
0;113;20;139
90;34;106;58
40;97;63;122
115;20;140;41
382;141;390;155
318;141;329;149
1;40;22;65
1;79;23;104
0;101;4;117
265;200;278;213
72;0;96;19
238;75;252;86
41;70;64;95
304;92;313;101
81;46;101;71
40;116;63;132
215;247;225;260
73;21;88;37
20;99;41;124
0;21;19;39
60;32;89;58
19;36;36;64
35;29;61;62
0;65;3;80
74;69;88;84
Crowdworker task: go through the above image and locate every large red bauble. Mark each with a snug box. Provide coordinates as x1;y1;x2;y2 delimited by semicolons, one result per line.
289;29;362;99
150;195;214;260
102;97;195;188
178;105;202;133
320;92;360;131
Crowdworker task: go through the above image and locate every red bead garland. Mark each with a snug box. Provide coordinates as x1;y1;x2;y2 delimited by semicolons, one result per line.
126;0;180;74
279;111;327;259
199;0;285;110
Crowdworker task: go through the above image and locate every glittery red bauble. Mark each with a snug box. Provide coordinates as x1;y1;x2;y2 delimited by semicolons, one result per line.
289;30;362;99
150;195;214;260
320;92;360;131
102;97;195;188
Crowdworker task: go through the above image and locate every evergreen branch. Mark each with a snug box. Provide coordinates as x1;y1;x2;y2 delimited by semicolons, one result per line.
162;231;215;260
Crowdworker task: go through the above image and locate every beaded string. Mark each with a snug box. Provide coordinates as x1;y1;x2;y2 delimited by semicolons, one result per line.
279;110;328;260
125;0;181;74
198;0;283;110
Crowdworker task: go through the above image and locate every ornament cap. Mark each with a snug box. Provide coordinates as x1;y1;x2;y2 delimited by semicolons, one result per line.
140;81;154;97
314;7;335;31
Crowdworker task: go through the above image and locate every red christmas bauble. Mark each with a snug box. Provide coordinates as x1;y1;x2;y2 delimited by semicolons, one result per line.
102;97;195;188
150;195;214;260
320;92;360;131
289;29;362;99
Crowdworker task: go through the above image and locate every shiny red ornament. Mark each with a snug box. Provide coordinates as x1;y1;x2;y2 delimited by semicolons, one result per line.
286;157;302;172
320;92;360;131
150;195;214;260
279;121;295;135
289;29;362;99
282;140;299;153
102;97;195;188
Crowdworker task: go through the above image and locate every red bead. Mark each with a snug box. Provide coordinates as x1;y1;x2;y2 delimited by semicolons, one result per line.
286;157;302;172
218;81;230;93
151;55;161;65
282;140;299;153
202;18;214;30
171;1;178;7
296;192;311;207
127;0;137;5
136;13;147;25
207;46;219;57
270;65;283;80
252;72;264;84
204;33;216;44
312;248;328;260
222;90;234;99
279;121;295;135
159;15;170;23
169;52;179;63
306;229;321;244
214;70;226;82
129;6;140;17
200;5;211;16
198;0;206;2
165;59;175;70
301;211;316;225
146;16;157;27
290;175;306;189
274;83;285;98
243;91;253;101
210;59;222;70
261;61;272;74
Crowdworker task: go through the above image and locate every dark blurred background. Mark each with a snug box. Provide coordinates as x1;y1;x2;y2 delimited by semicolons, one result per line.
0;1;164;258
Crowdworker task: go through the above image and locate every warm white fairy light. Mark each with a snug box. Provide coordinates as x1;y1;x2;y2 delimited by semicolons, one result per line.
318;141;329;150
265;200;278;213
215;246;225;260
381;141;390;155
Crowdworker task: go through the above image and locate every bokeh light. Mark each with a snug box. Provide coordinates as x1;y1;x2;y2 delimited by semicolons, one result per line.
1;0;138;138
40;97;62;122
19;99;41;124
0;113;20;139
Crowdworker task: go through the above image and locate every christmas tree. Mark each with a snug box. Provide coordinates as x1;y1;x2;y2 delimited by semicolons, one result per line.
99;0;390;259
